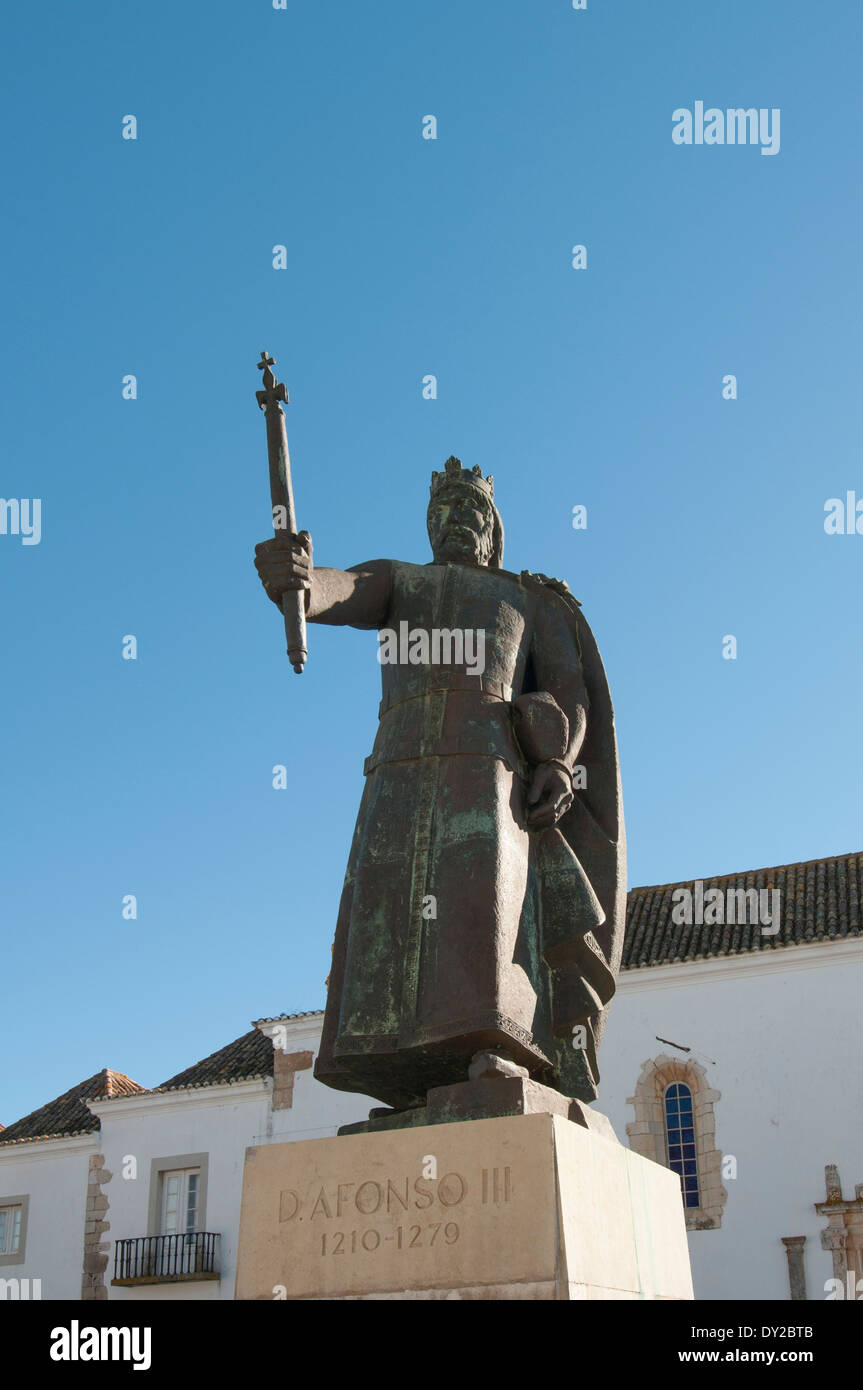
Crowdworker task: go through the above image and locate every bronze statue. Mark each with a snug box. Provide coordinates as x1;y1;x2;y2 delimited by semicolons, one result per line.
255;454;626;1130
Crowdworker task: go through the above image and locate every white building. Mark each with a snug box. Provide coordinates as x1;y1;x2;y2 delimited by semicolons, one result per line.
599;849;863;1303
0;1012;366;1301
2;850;861;1302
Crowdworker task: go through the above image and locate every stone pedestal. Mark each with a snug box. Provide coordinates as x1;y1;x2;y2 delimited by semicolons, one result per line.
235;1113;693;1300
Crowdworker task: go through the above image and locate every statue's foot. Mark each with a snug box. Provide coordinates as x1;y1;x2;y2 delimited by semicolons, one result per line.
468;1049;529;1082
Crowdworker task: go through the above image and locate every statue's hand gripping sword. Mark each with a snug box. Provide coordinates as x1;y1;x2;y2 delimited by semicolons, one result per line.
256;350;308;673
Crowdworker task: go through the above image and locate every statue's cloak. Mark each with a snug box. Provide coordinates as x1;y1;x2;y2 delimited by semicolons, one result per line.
314;561;626;1109
519;573;627;1101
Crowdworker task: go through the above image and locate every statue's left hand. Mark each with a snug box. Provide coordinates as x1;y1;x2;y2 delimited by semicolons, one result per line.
525;763;574;830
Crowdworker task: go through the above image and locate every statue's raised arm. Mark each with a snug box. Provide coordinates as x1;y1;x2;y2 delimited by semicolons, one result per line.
254;532;392;631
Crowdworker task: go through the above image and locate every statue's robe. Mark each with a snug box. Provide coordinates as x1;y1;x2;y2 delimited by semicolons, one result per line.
310;558;626;1111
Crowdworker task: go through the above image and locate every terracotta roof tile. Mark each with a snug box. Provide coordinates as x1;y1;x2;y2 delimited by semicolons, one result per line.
143;1028;275;1094
0;1069;144;1146
623;850;862;969
252;1010;324;1025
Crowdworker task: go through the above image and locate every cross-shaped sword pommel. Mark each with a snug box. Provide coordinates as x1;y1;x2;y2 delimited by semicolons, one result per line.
256;349;289;411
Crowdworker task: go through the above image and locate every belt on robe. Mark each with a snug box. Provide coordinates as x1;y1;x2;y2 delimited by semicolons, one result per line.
378;674;514;721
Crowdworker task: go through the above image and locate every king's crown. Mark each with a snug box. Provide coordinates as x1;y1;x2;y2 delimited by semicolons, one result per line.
430;455;495;502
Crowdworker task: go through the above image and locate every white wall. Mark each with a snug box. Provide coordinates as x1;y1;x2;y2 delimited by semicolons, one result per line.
0;1135;95;1299
597;939;863;1301
259;1019;376;1144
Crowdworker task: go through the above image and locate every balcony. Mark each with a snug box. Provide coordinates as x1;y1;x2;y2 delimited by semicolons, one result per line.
111;1232;220;1286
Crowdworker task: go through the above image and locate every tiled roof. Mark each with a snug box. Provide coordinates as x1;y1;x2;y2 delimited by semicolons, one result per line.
252;1010;324;1025
0;1070;144;1146
144;1028;275;1094
623;850;863;969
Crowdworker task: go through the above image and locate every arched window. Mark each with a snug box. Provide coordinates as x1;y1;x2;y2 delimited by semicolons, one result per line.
626;1055;727;1230
664;1082;699;1208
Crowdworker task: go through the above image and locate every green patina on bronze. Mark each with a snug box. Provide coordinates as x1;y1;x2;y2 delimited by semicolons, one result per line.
254;450;627;1126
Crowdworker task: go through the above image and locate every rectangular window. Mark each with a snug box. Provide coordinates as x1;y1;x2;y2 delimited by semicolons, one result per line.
146;1153;209;1256
160;1169;200;1235
0;1205;22;1255
0;1196;27;1265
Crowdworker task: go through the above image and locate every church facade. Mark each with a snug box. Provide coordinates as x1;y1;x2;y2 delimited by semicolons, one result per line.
1;850;860;1302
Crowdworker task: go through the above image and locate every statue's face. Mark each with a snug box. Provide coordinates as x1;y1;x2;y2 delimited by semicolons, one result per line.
428;487;495;565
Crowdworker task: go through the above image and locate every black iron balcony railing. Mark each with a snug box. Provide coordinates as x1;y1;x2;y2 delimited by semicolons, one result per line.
112;1232;220;1285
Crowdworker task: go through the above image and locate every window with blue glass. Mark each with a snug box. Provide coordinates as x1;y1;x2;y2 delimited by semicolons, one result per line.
664;1083;699;1208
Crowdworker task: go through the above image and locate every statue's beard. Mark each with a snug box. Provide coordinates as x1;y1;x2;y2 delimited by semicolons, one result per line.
433;526;490;564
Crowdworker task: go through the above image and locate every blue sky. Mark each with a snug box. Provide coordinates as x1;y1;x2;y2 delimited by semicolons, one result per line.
2;0;861;1126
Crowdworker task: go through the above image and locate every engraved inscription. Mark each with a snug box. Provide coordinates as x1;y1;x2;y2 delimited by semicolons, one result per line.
279;1171;468;1222
279;1189;300;1222
481;1166;512;1205
320;1222;460;1256
277;1165;503;1273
